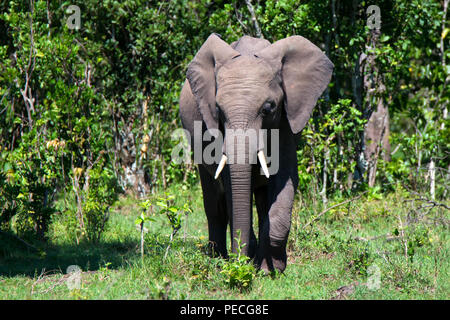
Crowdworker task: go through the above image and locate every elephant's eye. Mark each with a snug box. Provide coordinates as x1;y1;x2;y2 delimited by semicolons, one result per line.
261;101;276;116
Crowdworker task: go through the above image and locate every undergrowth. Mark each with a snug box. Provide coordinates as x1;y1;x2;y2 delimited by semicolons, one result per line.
0;184;448;300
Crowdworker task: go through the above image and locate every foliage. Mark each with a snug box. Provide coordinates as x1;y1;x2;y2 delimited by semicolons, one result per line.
81;164;119;243
155;192;192;240
220;231;257;291
135;192;192;259
297;98;366;194
0;0;447;252
135;199;156;226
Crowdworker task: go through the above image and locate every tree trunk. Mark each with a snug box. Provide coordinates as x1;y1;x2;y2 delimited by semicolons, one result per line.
358;25;391;187
116;98;151;197
364;96;391;187
429;159;435;200
244;0;262;38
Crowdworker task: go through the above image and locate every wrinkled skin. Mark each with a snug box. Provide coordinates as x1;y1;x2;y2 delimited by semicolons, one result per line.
179;34;333;273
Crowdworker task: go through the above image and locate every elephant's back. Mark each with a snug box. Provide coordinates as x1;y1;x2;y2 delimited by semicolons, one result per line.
231;36;271;56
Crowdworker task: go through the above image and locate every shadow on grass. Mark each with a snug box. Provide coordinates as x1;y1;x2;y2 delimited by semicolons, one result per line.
0;230;209;279
0;231;138;277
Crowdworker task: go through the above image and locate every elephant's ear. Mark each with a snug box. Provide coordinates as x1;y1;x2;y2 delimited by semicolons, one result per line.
257;36;334;134
187;34;240;133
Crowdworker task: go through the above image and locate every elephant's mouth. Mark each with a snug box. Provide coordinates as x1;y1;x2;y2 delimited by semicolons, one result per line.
214;150;270;179
213;127;271;179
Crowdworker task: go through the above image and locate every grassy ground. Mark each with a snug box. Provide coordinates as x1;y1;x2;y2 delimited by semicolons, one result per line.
0;184;448;300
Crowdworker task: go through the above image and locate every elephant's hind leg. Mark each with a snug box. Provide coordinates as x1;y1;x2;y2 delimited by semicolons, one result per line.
198;165;228;258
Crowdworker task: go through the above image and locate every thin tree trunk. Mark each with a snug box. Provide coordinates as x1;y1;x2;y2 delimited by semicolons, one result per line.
429;159;436;200
351;0;366;189
331;0;341;97
244;0;262;38
140;221;145;259
321;148;329;205
361;24;390;187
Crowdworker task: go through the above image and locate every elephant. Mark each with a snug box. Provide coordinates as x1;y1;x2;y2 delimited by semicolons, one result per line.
179;34;333;273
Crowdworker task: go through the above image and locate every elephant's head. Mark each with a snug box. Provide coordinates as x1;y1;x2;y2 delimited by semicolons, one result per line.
187;34;333;254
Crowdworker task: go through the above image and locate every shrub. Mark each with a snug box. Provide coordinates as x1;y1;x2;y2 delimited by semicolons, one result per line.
220;233;256;291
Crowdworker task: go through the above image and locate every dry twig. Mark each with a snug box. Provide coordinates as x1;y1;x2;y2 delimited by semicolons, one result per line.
244;0;262;38
304;191;368;228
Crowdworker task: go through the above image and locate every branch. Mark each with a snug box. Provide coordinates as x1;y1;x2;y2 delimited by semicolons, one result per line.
397;213;408;260
234;5;249;33
404;196;450;211
244;0;262;38
354;233;402;242
304;191;368;228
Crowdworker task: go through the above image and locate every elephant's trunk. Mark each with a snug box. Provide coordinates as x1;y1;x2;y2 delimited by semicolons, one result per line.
223;128;255;256
218;114;268;255
228;163;252;255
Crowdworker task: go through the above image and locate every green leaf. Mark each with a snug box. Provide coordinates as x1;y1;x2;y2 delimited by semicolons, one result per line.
135;217;143;225
156;201;167;208
168;207;178;213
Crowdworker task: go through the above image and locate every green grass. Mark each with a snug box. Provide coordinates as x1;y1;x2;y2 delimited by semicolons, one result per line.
0;184;448;299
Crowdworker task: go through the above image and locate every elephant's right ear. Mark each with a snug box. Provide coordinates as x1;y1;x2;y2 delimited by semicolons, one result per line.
187;34;240;133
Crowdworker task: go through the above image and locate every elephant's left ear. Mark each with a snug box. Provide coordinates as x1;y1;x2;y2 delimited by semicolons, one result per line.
257;36;334;134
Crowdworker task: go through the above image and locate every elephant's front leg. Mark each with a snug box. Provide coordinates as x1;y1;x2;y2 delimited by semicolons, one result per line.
256;171;297;273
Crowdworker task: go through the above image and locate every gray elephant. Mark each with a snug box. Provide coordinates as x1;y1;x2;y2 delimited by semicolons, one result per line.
179;34;333;273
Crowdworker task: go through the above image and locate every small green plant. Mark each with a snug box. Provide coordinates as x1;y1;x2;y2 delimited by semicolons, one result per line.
135;199;155;259
136;193;192;260
98;262;113;273
367;185;383;201
347;243;373;277
406;226;432;262
155;194;181;235
220;232;256;291
155;193;191;260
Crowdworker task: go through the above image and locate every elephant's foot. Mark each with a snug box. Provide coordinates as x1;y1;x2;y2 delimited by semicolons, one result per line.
255;239;287;274
258;252;287;274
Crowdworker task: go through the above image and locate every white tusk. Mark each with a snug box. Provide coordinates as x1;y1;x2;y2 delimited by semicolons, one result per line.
258;150;270;178
214;154;228;179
